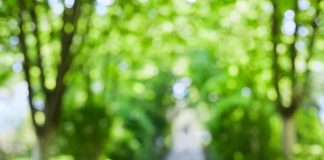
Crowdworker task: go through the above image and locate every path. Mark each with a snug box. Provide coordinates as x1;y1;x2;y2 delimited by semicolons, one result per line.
166;107;208;160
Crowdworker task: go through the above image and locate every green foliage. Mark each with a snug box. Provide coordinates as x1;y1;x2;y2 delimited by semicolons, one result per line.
294;107;324;159
1;0;324;159
105;70;175;160
56;102;111;160
206;95;281;160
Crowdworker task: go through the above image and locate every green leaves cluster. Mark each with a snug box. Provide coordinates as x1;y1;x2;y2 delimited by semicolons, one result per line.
1;0;324;159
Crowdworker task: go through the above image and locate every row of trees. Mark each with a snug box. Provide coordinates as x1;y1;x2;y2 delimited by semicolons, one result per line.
0;0;323;159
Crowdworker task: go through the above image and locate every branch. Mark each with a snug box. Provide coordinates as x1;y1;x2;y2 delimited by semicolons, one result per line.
301;0;322;101
69;4;94;68
17;0;41;134
46;2;81;127
271;0;284;112
56;2;80;88
30;3;48;95
287;0;299;113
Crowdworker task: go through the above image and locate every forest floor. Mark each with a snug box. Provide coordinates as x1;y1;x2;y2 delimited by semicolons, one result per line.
166;106;207;160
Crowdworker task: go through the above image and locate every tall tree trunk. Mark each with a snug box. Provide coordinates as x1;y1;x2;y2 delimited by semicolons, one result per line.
33;130;55;160
282;115;295;160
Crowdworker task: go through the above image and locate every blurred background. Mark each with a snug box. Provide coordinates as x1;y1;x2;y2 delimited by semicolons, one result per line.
0;0;324;159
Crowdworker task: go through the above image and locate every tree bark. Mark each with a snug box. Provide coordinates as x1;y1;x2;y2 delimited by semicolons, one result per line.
33;130;55;160
282;115;296;160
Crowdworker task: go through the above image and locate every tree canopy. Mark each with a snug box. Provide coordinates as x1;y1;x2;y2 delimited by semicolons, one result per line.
0;0;324;160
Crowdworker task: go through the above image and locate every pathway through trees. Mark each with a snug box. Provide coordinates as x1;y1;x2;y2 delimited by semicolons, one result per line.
166;106;208;160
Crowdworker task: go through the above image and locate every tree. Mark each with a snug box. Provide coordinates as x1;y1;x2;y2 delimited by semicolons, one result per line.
15;0;86;159
270;0;322;159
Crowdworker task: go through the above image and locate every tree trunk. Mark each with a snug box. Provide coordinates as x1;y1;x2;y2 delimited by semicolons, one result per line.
33;131;55;160
282;115;296;160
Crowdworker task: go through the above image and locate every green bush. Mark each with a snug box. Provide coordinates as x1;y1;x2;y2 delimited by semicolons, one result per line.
206;95;281;160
